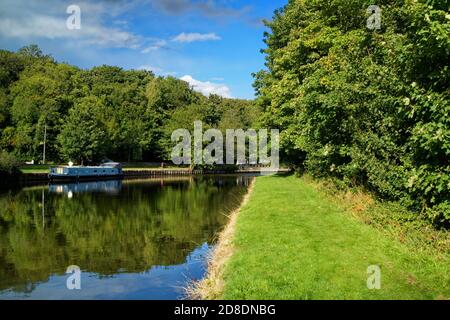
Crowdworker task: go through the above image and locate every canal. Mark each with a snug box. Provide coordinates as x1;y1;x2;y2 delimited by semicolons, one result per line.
0;175;253;299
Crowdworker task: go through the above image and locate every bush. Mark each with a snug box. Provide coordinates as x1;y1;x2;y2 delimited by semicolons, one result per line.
257;0;449;227
0;151;21;180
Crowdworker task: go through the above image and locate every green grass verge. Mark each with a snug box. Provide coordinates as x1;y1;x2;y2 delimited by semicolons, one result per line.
220;175;449;300
20;165;51;174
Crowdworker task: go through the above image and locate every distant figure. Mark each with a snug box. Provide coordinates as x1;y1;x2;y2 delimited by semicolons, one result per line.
161;162;165;168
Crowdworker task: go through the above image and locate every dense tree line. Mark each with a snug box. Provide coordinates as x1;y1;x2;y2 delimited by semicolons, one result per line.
0;45;259;165
255;0;449;226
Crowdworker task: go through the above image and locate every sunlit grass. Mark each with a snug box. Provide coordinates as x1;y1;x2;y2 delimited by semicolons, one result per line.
20;165;51;174
220;175;449;300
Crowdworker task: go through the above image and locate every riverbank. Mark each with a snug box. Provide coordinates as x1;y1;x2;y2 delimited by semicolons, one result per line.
192;174;449;300
188;178;256;299
18;167;290;182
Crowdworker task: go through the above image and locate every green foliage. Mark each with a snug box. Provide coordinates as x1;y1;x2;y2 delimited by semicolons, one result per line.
57;96;109;163
0;150;21;181
0;46;259;164
256;0;449;226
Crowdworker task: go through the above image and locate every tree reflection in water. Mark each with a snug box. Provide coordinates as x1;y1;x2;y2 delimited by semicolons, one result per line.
0;176;251;298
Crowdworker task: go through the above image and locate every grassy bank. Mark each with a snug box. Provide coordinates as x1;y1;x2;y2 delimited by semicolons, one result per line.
20;165;51;174
197;175;449;300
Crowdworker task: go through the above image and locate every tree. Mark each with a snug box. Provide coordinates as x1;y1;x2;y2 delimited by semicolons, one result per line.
256;0;449;226
57;96;109;164
0;45;262;166
17;44;44;59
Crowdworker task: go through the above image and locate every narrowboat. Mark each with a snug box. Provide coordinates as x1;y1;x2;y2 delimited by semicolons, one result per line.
49;162;123;181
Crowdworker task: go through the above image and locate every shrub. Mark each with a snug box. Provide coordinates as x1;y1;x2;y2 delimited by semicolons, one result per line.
0;151;21;180
256;0;449;227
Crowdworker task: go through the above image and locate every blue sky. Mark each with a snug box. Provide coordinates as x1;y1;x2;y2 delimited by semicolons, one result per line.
0;0;287;99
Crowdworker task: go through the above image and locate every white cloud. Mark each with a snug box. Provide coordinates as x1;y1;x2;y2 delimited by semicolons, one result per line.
0;0;141;49
0;1;221;51
138;65;178;77
181;75;232;98
141;40;168;53
138;65;163;73
172;32;221;43
113;20;129;26
151;0;250;19
83;25;141;48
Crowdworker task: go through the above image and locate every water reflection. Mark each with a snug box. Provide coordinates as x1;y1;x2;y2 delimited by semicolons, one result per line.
0;175;252;299
49;180;123;197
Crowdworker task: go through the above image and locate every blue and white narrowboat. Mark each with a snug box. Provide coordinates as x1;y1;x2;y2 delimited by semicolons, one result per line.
49;162;123;181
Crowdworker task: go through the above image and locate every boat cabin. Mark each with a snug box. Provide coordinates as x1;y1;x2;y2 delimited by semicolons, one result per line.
49;162;123;181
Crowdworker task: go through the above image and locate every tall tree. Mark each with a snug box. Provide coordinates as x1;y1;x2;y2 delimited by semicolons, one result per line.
57;96;109;164
256;0;450;225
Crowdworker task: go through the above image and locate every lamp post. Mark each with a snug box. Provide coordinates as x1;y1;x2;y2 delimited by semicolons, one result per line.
42;124;47;165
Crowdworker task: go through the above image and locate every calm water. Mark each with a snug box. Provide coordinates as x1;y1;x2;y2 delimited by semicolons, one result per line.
0;175;252;300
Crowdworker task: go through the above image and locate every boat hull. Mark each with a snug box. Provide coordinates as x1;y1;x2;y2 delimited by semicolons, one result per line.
49;165;123;182
49;174;124;182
